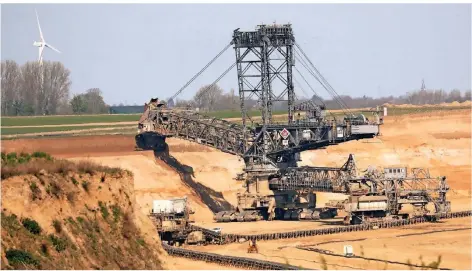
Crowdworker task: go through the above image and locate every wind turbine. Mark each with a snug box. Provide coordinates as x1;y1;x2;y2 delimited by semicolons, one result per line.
33;9;61;65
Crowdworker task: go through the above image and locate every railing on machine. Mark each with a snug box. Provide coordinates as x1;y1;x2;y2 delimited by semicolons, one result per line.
268;154;357;192
143;108;250;157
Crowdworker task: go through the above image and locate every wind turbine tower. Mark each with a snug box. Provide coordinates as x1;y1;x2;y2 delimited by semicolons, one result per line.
33;9;61;65
33;9;61;115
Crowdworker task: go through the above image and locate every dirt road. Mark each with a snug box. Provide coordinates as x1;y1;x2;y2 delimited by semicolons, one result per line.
189;217;471;270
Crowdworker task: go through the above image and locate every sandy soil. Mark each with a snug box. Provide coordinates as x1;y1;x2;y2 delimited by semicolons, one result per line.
384;100;471;108
189;217;471;270
1;108;470;269
65;151;241;223
166;257;240;270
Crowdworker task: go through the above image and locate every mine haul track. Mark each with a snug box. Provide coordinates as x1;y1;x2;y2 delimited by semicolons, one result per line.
162;242;300;270
163;211;470;270
161;211;470;269
191;210;472;244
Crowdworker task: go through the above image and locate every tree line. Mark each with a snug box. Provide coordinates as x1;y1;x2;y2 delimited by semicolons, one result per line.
2;60;470;116
1;60;107;116
172;84;471;112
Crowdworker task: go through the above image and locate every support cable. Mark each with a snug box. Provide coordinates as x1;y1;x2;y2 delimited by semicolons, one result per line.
294;52;350;114
294;42;353;114
294;66;325;106
294;67;337;119
292;77;310;100
293;52;341;107
294;44;347;107
193;62;237;105
169;42;232;101
295;53;349;115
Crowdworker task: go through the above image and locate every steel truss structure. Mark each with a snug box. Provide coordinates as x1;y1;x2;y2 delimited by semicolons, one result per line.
136;23;450;224
268;154;357;192
233;24;295;127
138;106;378;168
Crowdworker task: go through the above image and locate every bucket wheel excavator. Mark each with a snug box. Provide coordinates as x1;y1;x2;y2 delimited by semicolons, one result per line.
135;24;450;224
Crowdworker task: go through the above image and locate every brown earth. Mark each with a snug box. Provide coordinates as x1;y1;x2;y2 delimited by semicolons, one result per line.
1;108;470;269
1;126;135;139
189;217;472;270
1;170;168;270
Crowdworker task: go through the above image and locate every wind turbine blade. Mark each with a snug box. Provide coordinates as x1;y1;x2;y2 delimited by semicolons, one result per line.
45;43;61;53
35;9;44;42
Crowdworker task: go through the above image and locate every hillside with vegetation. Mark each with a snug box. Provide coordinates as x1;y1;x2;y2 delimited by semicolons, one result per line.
0;152;167;269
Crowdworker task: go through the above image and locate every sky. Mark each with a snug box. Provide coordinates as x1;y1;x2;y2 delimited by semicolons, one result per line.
1;4;471;105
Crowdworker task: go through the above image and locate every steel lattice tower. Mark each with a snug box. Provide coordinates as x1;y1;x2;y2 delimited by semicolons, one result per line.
232;24;295;129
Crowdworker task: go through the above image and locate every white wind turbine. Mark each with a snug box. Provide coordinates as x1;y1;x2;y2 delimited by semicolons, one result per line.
33;9;61;65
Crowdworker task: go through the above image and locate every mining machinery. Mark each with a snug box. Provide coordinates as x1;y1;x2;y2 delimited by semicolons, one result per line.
136;99;384;222
148;197;205;245
337;166;450;225
136;24;450;224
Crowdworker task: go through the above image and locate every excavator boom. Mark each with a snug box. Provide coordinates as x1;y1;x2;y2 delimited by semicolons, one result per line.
136;104;380;167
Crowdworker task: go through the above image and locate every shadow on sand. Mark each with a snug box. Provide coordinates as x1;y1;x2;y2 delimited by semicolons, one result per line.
153;143;233;213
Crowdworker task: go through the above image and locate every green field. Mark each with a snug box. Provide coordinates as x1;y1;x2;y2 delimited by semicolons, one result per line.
0;110;283;136
0;110;289;127
1;124;134;135
1;106;469;137
1;114;141;127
